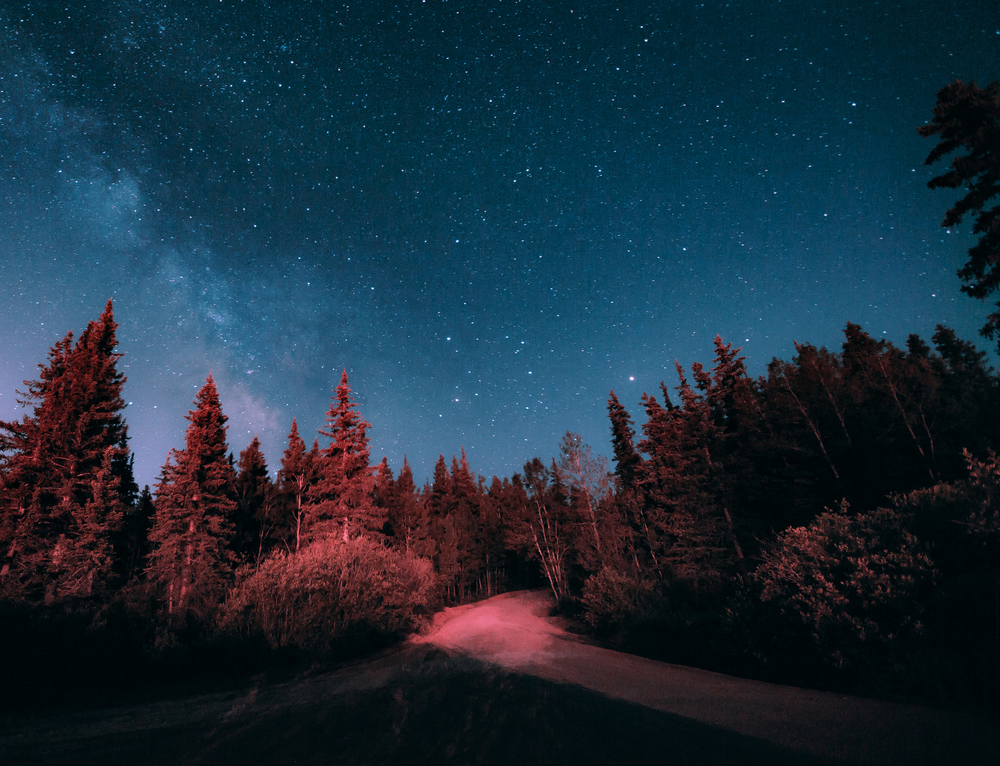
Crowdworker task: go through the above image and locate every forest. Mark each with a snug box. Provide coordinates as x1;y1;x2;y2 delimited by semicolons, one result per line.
1;298;999;713
2;77;1000;716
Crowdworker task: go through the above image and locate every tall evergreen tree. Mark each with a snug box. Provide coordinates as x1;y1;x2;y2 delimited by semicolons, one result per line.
445;450;486;602
919;80;1000;349
309;371;379;542
373;456;395;526
54;447;125;600
636;365;733;584
234;437;275;565
414;455;452;566
385;456;422;553
607;391;641;492
276;420;319;552
0;300;133;601
146;376;236;624
119;485;155;582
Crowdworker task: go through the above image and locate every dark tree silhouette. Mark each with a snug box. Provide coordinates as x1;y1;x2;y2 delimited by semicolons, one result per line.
234;436;275;564
118;484;155;582
607;391;641;491
919;80;1000;347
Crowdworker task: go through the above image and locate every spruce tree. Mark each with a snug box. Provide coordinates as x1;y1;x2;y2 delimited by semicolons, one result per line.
146;376;236;624
233;436;274;563
607;391;641;492
0;300;133;601
55;447;124;600
415;455;452;564
636;366;731;584
444;451;485;601
308;371;379;542
119;485;155;582
373;456;395;524
919;80;1000;349
276;419;319;552
385;456;422;554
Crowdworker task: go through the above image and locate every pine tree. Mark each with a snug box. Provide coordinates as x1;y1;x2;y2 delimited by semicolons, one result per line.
478;475;509;597
413;455;451;566
119;485;155;582
607;391;641;491
385;456;422;553
309;371;379;542
0;300;134;601
55;447;124;600
919;80;1000;348
233;436;274;564
484;476;518;584
445;451;486;601
373;456;394;525
636;365;732;584
276;420;319;552
146;376;236;624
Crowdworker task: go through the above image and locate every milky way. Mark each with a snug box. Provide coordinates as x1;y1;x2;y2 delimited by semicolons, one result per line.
1;1;996;487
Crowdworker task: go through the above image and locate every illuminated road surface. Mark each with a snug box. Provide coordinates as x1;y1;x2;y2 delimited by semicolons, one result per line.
417;589;998;765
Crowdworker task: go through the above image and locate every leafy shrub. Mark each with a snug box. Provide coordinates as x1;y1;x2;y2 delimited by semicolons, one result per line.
217;537;437;658
754;502;936;678
579;566;656;636
961;449;1000;540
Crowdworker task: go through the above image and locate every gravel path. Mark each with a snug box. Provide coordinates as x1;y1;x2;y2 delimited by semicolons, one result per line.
416;589;999;765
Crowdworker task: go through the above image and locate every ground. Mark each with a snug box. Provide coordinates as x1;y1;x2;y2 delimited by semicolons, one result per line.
2;589;996;765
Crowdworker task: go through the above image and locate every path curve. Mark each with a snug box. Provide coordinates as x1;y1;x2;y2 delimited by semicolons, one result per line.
415;589;998;765
2;590;996;765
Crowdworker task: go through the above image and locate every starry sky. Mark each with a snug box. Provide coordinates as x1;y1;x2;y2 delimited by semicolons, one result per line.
1;1;997;489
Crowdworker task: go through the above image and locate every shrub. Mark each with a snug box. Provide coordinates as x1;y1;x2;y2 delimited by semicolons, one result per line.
961;449;1000;540
754;501;937;678
217;537;436;658
579;566;656;636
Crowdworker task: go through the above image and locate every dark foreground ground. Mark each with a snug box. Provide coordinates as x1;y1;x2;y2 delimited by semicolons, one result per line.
2;645;839;766
2;590;997;765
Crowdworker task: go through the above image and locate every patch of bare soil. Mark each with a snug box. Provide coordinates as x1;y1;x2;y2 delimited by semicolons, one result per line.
2;590;996;765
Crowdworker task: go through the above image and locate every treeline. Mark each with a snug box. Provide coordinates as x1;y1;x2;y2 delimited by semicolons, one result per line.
1;301;999;708
579;327;1000;704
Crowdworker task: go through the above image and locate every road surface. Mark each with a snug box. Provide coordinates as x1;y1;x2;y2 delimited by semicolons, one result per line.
2;589;996;764
416;589;999;765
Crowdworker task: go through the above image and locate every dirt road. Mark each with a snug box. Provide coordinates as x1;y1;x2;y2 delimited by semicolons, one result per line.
2;589;996;765
416;589;999;765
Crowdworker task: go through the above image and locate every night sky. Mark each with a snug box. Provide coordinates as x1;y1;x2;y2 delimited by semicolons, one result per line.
1;1;997;489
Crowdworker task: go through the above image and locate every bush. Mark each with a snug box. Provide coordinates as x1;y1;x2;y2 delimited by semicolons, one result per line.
579;566;656;636
754;502;936;680
217;537;437;658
